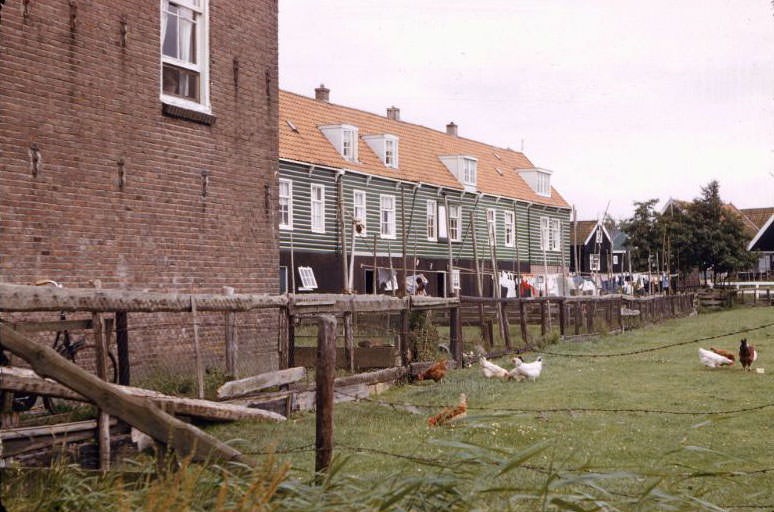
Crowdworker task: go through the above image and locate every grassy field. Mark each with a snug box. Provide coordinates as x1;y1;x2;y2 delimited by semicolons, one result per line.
205;306;774;510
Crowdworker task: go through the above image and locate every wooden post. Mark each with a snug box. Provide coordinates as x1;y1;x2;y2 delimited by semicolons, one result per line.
344;312;354;373
372;233;378;295
443;195;455;300
90;280;111;471
768;288;771;306
400;185;408;296
337;175;349;293
290;233;297;294
288;312;296;367
449;306;462;364
191;296;205;400
558;298;566;336
487;214;506;342
223;286;237;378
514;204;522;292
574;301;581;335
605;299;613;328
501;303;512;349
540;300;547;337
400;308;410;365
617;297;624;331
519;299;528;344
471;211;487;345
388;241;395;296
115;311;130;386
315;315;337;476
586;300;595;333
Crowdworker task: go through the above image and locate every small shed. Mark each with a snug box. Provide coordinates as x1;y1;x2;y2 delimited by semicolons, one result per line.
570;221;612;274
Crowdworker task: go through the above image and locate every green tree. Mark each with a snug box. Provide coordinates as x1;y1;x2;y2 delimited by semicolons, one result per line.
621;199;661;271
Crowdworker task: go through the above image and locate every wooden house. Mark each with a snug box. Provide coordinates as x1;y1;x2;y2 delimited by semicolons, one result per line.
743;208;774;275
570;221;612;274
277;86;573;296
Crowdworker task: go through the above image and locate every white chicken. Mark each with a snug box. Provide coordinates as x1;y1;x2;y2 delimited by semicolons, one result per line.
510;356;543;381
479;356;510;379
698;347;733;368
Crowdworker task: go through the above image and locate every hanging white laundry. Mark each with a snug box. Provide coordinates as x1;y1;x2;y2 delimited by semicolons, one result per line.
499;271;517;298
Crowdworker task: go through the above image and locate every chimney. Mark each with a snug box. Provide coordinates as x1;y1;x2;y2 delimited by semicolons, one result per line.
386;106;400;121
314;83;330;102
446;121;458;137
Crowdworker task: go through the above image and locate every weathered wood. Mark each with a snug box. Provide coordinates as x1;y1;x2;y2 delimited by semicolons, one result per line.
4;319;93;332
223;287;238;377
344;312;355;372
293;346;397;369
519;300;528;343
217;367;306;400
115;312;130;386
288;313;296;367
91;280;110;471
1;419;114;441
471;210;487;346
558;299;566;336
540;300;547;336
335;366;408;388
0;282;288;313
190;296;205;400
449;306;462;364
0;366;286;423
291;294;410;314
399;308;410;365
0;324;256;465
574;301;582;335
501;303;512;350
316;315;336;475
586;301;595;332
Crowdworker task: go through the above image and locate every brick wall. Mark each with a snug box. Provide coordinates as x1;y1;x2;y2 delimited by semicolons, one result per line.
0;1;281;374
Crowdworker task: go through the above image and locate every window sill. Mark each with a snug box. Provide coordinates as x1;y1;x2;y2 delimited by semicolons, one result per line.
162;102;216;125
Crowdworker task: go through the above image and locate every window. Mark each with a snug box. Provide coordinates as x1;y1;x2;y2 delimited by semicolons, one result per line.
438;204;448;240
426;200;437;241
278;179;293;230
503;211;515;247
279;266;288;294
449;204;461;242
342;129;356;162
536;172;550;196
161;0;209;111
352;190;367;235
385;139;397;168
310;184;325;233
540;217;561;252
380;194;396;238
486;209;497;246
462;158;477;186
451;269;461;292
298;266;318;291
613;254;619;265
589;254;601;271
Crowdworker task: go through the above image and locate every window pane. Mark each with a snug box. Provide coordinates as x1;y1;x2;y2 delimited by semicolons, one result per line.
162;64;199;101
178;17;197;64
162;10;178;58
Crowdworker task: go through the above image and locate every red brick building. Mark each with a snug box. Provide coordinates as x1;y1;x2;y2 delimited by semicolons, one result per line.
0;1;280;374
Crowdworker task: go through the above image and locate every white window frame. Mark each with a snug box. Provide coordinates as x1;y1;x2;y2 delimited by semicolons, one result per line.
426;199;437;241
486;208;497;246
536;172;550;197
462;158;477;186
384;138;398;168
380;194;396;239
438;204;448;240
550;218;561;252
278;178;293;230
352;189;367;236
342;129;357;162
613;254;619;265
160;0;211;114
298;266;318;291
310;184;326;234
451;269;461;292
589;254;601;271
503;211;515;248
449;204;462;242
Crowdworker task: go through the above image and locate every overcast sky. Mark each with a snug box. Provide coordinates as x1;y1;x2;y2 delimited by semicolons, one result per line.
279;0;774;221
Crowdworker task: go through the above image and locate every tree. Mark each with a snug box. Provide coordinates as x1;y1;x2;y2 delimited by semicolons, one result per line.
621;199;661;271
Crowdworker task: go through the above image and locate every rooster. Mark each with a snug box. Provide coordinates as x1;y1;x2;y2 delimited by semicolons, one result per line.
417;360;447;382
428;393;467;426
479;356;509;379
698;347;733;368
739;338;758;371
510;356;543;381
709;347;735;363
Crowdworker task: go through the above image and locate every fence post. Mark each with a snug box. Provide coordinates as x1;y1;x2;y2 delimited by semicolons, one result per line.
617;298;624;331
91;280;111;471
519;299;528;344
399;308;410;366
574;301;581;335
605;298;613;328
223;286;238;378
449;306;462;364
344;311;355;372
768;288;772;306
586;300;596;333
558;298;566;337
115;311;130;386
501;302;512;350
288;311;296;368
191;296;205;400
315;314;337;477
540;300;547;337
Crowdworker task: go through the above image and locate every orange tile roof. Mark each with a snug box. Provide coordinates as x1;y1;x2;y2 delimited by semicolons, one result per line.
740;207;774;231
279;90;570;209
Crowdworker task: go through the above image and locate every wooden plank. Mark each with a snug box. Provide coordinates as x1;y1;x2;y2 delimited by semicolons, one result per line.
217;367;306;400
1;419;103;441
90;280;110;471
190;296;205;400
0;366;286;423
315;315;336;475
223;287;238;377
0;282;288;313
344;312;354;372
5;319;93;332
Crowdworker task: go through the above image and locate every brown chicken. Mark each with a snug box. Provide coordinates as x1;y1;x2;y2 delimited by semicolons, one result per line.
417;360;447;382
739;338;757;370
709;347;735;363
428;393;467;426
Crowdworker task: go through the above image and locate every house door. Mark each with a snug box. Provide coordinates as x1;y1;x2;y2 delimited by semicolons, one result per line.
437;271;447;298
364;269;375;294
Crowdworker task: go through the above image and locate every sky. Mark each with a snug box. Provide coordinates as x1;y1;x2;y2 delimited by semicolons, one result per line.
278;0;774;221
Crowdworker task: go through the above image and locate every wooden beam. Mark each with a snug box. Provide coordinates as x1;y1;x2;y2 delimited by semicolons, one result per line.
0;366;286;423
217;367;306;400
223;287;238;377
0;324;256;465
190;296;205;400
315;315;336;475
0;283;287;313
4;319;93;332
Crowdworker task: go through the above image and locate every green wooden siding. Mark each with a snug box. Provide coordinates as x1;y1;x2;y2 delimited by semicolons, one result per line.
278;160;571;265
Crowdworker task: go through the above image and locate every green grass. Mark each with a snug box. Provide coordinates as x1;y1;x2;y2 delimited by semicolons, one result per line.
205;307;774;510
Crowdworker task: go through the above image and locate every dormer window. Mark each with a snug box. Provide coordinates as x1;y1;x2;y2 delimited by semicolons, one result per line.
363;134;399;168
319;124;359;163
517;168;553;198
439;155;478;192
